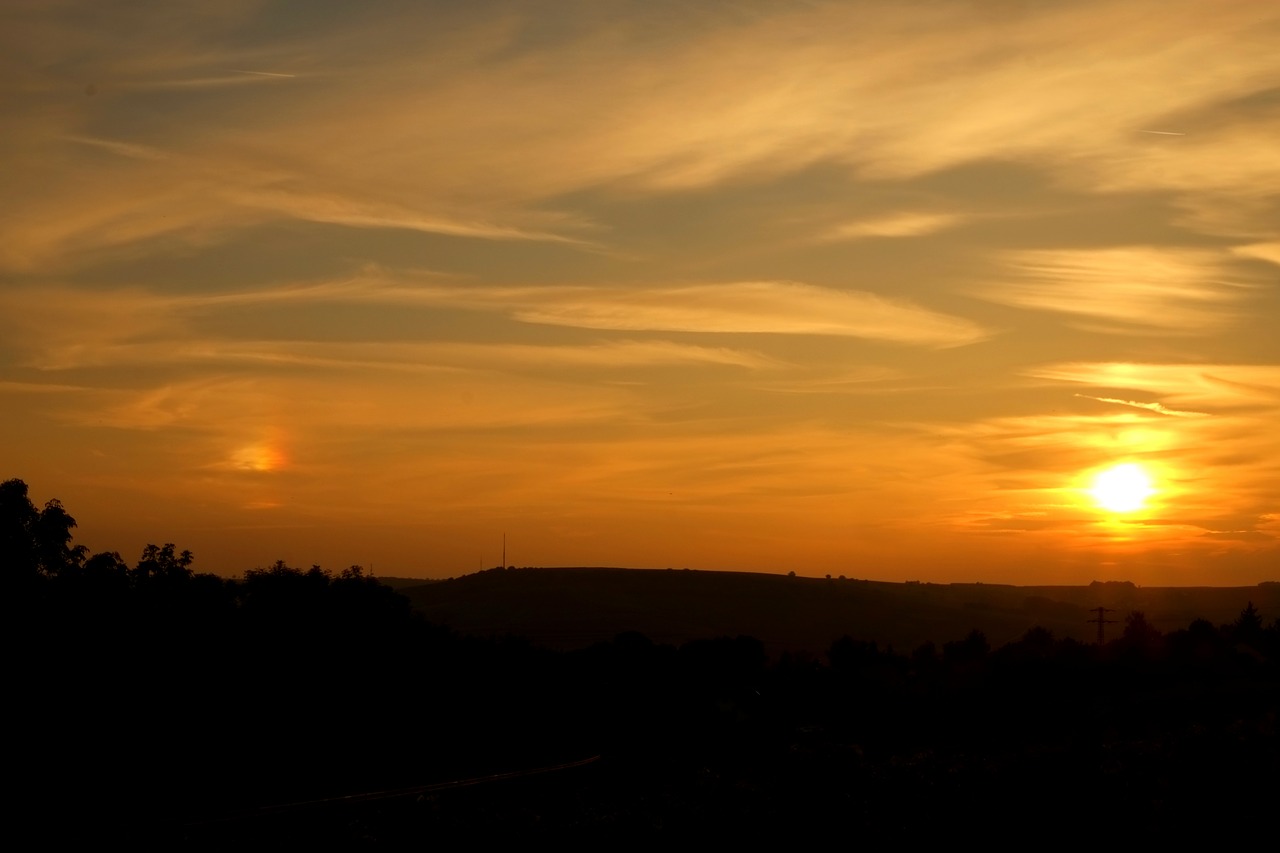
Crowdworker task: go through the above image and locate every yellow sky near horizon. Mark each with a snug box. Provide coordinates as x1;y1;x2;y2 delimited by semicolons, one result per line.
2;0;1278;584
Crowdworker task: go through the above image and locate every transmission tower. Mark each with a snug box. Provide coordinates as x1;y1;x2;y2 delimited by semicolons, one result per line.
1086;606;1117;645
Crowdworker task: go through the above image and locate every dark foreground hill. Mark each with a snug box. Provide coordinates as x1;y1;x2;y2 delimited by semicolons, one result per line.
398;567;1280;655
6;479;1276;844
11;557;1278;845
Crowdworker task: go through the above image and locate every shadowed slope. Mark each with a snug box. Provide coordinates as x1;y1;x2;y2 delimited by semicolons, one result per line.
398;567;1280;654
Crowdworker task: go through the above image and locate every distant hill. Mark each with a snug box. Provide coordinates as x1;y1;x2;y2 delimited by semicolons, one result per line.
396;567;1280;656
374;576;443;591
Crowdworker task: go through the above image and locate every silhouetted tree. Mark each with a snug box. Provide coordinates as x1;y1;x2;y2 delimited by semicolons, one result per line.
132;542;194;585
1021;625;1055;649
33;498;86;576
829;635;880;672
1231;601;1264;646
943;629;989;664
83;550;129;578
1108;611;1163;668
61;550;130;594
0;478;38;576
1121;610;1162;651
1000;626;1056;663
1167;617;1226;664
911;640;939;668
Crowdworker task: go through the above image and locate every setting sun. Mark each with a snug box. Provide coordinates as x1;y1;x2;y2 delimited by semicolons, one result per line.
1089;463;1155;513
3;0;1279;586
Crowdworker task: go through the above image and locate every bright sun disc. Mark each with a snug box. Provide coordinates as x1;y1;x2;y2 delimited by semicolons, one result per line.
1089;463;1155;512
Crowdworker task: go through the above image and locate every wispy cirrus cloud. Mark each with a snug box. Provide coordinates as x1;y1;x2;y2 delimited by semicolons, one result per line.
975;247;1257;332
6;1;1279;272
0;277;973;375
1232;242;1280;266
61;135;175;162
997;361;1280;545
221;339;777;372
1028;362;1280;409
0;282;780;373
225;187;596;246
933;404;1280;550
511;281;987;347
4;1;1279;582
1084;110;1280;239
81;371;639;436
29;338;778;374
45;276;984;347
0;380;92;395
815;211;963;242
749;367;907;395
0;135;593;272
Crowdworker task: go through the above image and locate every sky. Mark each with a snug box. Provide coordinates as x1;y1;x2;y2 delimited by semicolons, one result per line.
3;0;1279;585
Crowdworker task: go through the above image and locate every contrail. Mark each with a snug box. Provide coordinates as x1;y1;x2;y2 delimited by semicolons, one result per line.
1075;393;1206;418
1140;130;1185;136
230;69;297;78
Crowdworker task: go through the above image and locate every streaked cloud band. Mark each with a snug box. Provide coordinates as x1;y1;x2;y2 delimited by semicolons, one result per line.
513;282;987;347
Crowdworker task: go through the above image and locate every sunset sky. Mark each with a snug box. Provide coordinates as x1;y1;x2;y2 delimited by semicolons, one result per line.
3;0;1278;584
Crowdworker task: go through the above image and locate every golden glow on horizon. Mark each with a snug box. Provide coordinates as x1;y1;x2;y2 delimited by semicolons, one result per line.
1;1;1278;585
1088;463;1155;513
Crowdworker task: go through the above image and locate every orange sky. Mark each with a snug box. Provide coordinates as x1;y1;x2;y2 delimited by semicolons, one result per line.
3;0;1278;584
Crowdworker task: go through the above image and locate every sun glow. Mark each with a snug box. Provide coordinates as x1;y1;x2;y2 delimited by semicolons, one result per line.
1088;463;1155;513
231;442;287;473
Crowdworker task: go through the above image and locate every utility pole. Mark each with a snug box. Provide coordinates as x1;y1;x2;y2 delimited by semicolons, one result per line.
502;533;507;570
1087;606;1117;645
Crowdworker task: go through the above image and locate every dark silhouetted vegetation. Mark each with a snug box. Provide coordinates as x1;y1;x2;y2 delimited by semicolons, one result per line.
4;479;1278;844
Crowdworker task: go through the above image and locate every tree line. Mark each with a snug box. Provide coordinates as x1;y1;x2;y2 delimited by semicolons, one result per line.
3;478;1278;844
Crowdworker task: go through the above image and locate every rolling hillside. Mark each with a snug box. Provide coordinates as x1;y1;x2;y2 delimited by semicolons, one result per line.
396;567;1280;655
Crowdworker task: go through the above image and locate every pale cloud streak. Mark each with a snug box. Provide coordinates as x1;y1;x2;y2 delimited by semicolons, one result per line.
0;138;592;272
79;371;639;439
31;339;778;374
975;361;1280;550
5;1;1279;270
749;367;907;395
0;282;780;373
919;328;1280;546
225;188;596;246
935;405;1280;551
259;339;774;371
1087;113;1280;238
3;1;1279;582
1028;362;1280;409
0;278;962;375
0;380;92;395
1074;394;1209;419
816;212;963;242
976;247;1256;332
1232;242;1280;267
511;282;987;347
